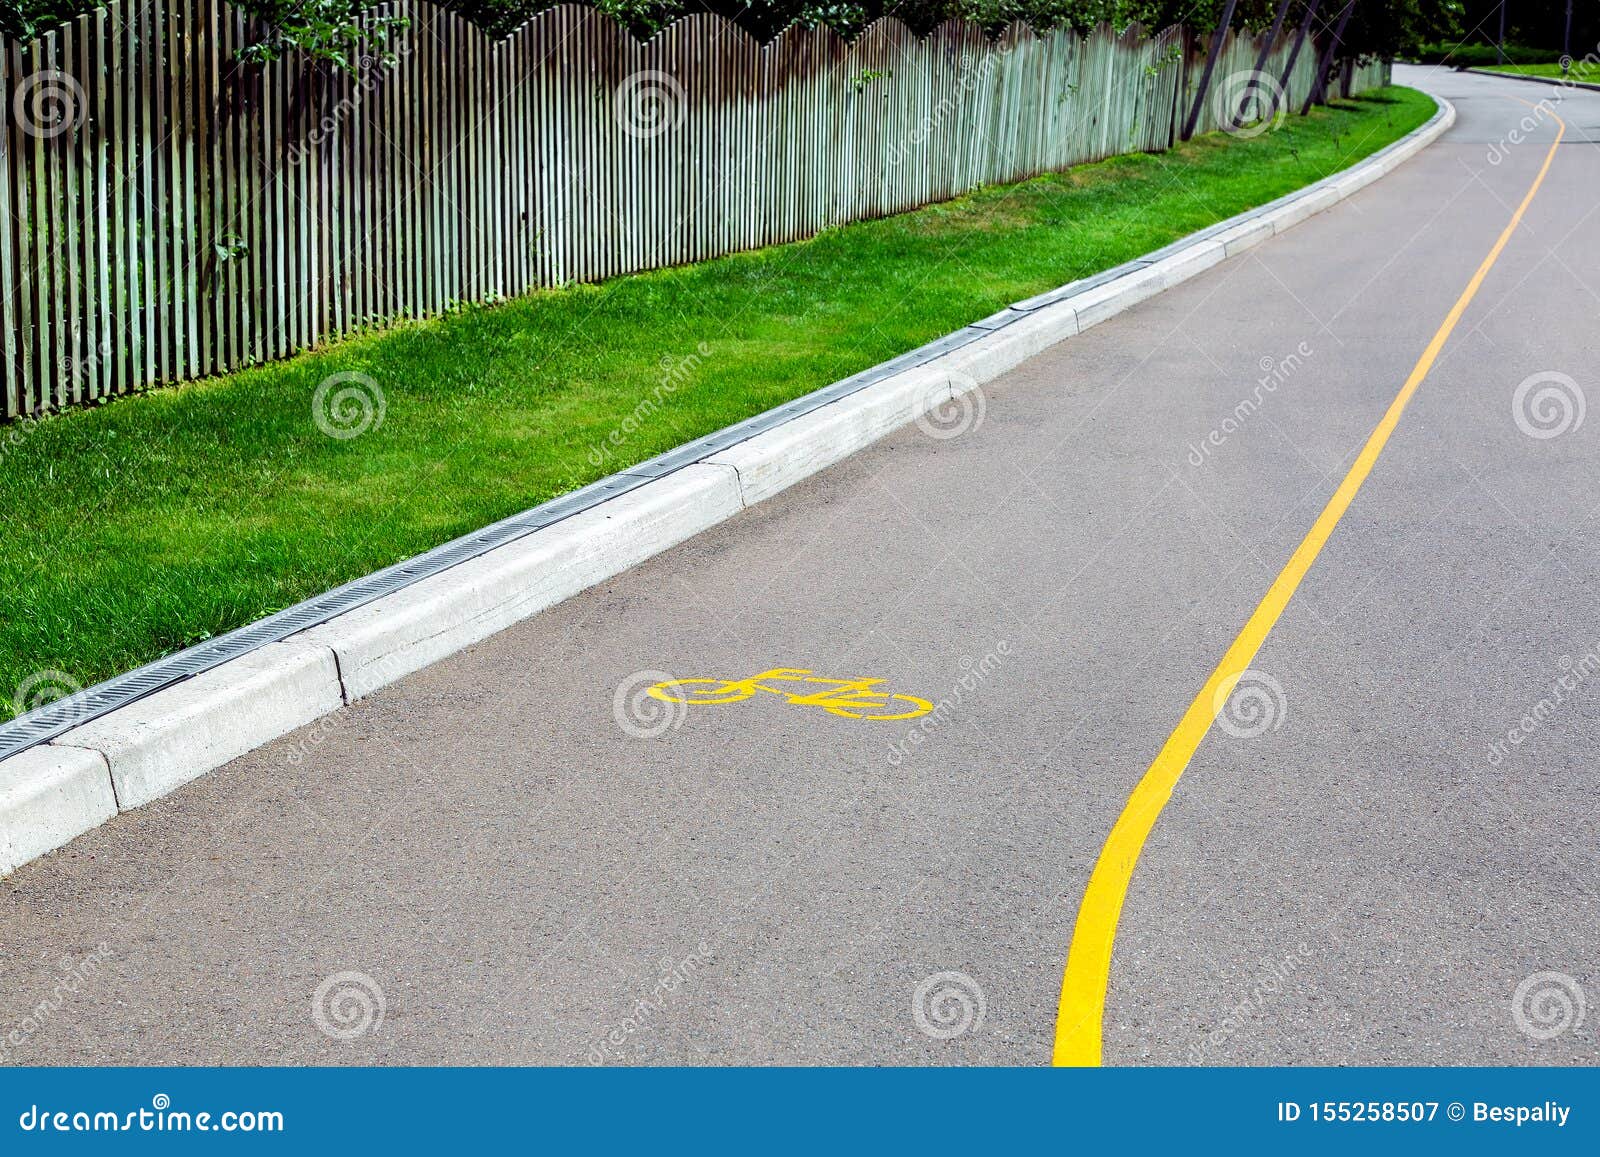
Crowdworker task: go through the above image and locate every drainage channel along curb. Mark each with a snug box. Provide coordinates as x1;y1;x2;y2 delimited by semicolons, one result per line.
0;94;1455;878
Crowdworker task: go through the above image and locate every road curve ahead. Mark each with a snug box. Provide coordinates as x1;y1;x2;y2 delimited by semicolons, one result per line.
2;65;1597;1067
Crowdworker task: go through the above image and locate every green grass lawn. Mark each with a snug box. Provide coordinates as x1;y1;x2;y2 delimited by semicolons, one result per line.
1478;60;1600;83
0;87;1435;715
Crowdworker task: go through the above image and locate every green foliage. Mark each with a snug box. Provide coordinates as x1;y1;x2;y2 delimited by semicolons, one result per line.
0;0;410;52
1397;1;1600;58
0;0;1463;88
1407;40;1559;66
1143;40;1181;76
1489;58;1600;80
0;0;1310;46
236;0;410;67
458;1;1167;41
0;0;103;39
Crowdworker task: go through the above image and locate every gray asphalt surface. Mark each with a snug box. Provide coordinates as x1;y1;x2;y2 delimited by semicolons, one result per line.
3;65;1598;1067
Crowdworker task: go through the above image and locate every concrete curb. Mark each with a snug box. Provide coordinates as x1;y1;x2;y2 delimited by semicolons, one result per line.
0;94;1456;878
56;642;345;811
0;747;116;877
299;464;747;701
1464;67;1600;93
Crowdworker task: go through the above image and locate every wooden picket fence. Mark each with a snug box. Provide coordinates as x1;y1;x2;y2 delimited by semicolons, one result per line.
0;2;1389;420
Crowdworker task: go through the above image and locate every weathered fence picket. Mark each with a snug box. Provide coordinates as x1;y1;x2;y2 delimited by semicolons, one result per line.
0;1;1389;420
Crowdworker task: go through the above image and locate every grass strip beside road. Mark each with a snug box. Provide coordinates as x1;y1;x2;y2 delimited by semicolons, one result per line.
0;87;1435;714
1476;61;1600;83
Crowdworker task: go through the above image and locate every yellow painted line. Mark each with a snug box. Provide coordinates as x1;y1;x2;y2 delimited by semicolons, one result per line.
1052;100;1566;1067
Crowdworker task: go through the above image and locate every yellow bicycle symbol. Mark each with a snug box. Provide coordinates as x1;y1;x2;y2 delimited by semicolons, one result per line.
647;668;933;722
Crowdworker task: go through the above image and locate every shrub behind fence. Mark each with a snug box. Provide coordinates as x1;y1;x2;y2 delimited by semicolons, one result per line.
0;2;1388;419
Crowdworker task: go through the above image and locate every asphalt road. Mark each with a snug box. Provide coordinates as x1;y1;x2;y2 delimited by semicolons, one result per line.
3;65;1598;1067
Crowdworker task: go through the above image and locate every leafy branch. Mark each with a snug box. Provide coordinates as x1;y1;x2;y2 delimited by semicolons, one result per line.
236;0;410;70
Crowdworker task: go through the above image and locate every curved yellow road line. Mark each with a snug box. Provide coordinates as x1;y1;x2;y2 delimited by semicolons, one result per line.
1053;98;1567;1067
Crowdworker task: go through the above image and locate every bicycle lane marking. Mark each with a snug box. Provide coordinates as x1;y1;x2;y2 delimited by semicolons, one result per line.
1052;98;1567;1067
647;669;935;721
